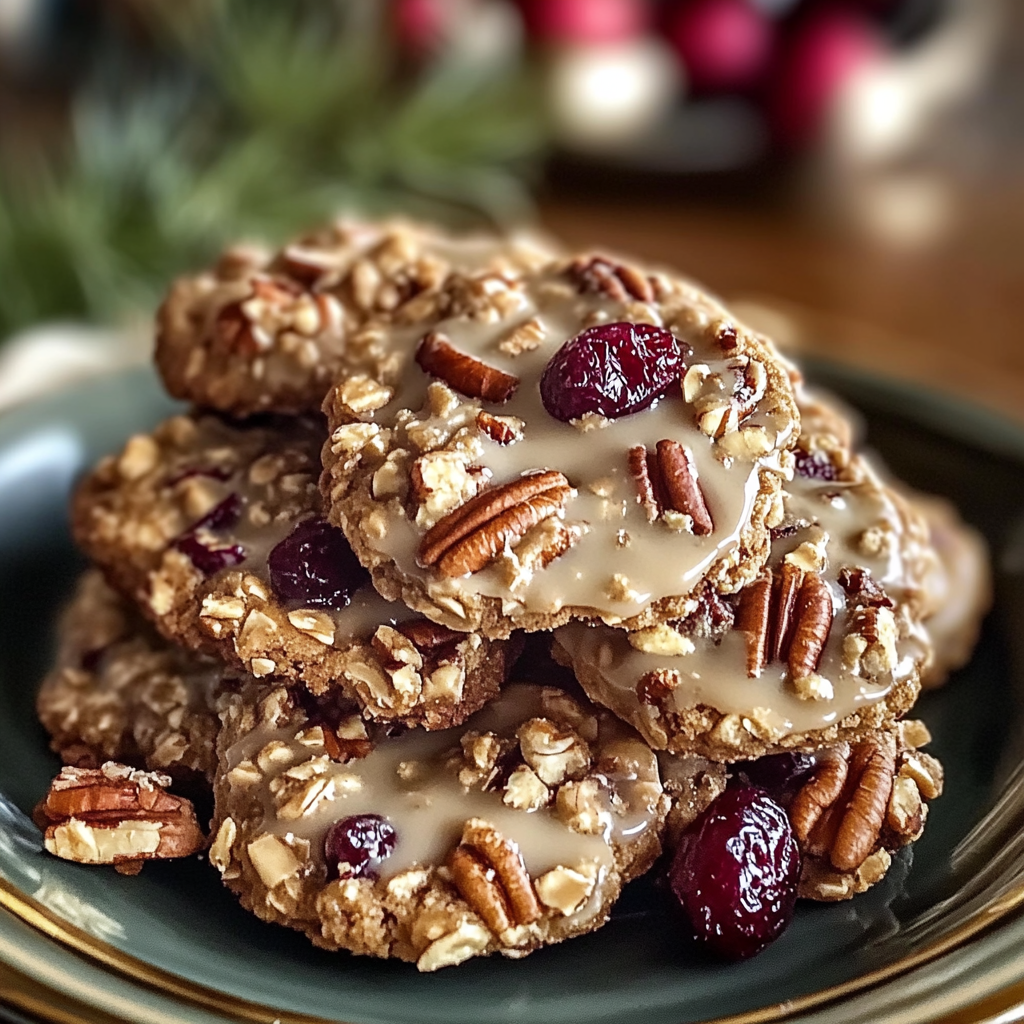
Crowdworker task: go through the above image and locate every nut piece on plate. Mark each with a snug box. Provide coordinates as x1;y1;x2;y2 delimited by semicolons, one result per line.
37;762;204;874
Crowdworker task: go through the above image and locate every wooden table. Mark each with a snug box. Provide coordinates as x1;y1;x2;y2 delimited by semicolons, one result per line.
542;186;1024;425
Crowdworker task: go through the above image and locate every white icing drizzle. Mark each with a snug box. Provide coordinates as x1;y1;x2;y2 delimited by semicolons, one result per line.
225;685;660;903
555;457;931;740
346;265;795;623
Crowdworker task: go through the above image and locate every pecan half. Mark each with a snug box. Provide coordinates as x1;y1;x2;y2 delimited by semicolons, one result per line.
797;737;896;872
418;470;572;577
568;256;654;303
448;818;540;938
462;818;541;926
788;574;834;682
628;441;713;535
476;410;523;446
448;844;512;935
769;562;804;663
788;745;850;844
38;763;204;873
416;331;518;403
735;574;772;676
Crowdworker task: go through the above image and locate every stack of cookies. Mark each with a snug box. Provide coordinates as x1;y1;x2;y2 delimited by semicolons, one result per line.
37;220;990;967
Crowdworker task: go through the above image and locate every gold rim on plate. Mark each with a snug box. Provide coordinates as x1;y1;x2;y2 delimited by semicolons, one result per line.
3;870;1024;1024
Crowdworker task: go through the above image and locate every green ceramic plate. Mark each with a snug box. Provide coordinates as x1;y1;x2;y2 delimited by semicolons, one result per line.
2;365;1024;1024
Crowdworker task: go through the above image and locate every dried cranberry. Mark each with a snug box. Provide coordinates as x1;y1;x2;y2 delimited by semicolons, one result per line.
268;518;369;609
80;647;107;673
324;814;396;880
171;494;246;575
193;493;243;532
669;786;799;960
734;753;816;802
539;322;690;423
794;449;839;481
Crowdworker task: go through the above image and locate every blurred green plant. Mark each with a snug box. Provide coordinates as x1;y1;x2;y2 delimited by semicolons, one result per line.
0;0;546;340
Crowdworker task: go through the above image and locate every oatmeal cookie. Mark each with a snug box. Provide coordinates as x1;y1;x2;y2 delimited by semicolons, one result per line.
657;719;943;902
552;423;935;761
909;493;990;687
37;571;228;782
156;219;556;417
72;413;519;730
209;680;667;970
322;253;799;639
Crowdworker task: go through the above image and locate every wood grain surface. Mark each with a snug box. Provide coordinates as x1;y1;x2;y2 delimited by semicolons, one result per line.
542;191;1024;424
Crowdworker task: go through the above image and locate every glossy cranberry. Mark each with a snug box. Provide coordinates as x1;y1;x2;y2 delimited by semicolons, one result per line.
325;814;396;880
669;786;800;960
734;752;816;802
794;448;839;481
539;321;690;423
171;494;246;575
268;518;369;609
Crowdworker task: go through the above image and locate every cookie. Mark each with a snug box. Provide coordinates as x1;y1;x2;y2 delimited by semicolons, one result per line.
657;719;943;903
323;253;799;639
156;219;556;417
209;680;668;970
37;571;228;782
552;421;934;761
72;413;519;730
910;493;991;687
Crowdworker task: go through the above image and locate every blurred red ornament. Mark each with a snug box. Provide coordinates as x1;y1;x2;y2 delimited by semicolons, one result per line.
664;0;775;93
516;0;648;46
769;6;883;147
393;0;450;54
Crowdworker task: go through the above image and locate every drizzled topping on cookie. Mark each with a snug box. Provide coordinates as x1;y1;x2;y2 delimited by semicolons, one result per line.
554;439;932;755
214;683;666;947
324;255;798;630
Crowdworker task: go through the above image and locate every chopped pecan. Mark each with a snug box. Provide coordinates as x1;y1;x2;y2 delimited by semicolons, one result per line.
418;470;572;577
636;669;678;706
668;581;735;641
448;819;540;938
322;714;374;763
628;441;713;535
397;619;462;650
714;322;739;352
214;277;302;354
788;574;834;683
39;763;204;873
735;574;772;676
837;567;893;609
476;411;523;446
416;331;518;403
728;357;768;421
568;256;654;303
